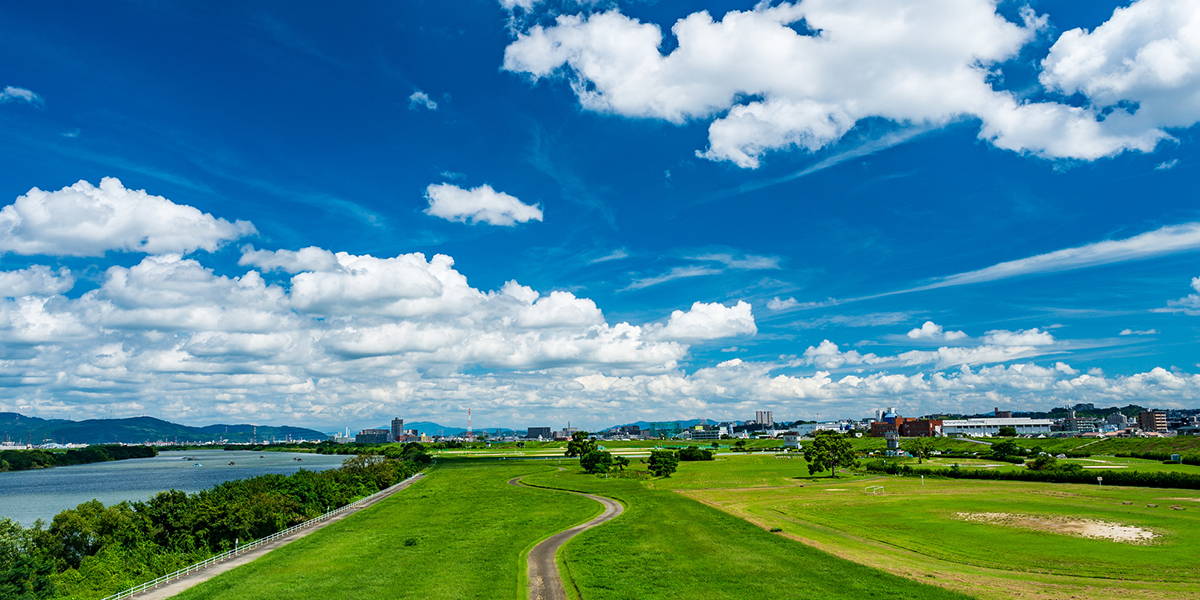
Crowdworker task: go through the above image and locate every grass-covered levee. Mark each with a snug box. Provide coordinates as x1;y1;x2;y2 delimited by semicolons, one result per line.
0;446;429;600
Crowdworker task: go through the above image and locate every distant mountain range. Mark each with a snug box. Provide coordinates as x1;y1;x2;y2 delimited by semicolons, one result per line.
0;413;328;445
608;419;716;431
0;413;781;446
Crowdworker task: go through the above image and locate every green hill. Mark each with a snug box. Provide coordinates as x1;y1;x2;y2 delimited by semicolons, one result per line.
0;412;327;445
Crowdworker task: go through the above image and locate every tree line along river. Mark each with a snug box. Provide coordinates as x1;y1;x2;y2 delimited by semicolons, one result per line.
0;449;346;525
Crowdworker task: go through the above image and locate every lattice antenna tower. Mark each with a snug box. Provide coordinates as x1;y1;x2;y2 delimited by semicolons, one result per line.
467;408;472;439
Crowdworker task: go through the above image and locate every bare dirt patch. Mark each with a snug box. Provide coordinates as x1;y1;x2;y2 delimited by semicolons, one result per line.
956;512;1157;544
823;488;848;491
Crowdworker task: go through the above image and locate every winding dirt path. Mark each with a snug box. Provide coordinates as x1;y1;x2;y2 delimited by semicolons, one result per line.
509;476;624;600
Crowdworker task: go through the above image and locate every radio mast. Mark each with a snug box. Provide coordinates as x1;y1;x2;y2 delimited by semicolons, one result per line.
467;408;472;439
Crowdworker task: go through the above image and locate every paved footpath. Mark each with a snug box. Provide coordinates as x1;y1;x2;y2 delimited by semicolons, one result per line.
129;473;426;600
509;476;624;600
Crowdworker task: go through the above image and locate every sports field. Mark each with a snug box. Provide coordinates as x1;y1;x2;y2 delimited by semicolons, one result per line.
667;456;1200;600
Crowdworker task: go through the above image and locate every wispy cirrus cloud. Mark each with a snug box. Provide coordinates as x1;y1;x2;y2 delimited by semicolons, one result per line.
863;222;1200;301
589;248;628;264
1;86;42;106
409;89;438;111
688;252;780;270
623;265;721;291
624;251;781;291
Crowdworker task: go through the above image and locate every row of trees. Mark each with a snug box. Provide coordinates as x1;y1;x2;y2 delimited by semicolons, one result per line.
0;445;157;473
1;446;428;600
566;431;874;479
567;433;710;478
863;458;1200;489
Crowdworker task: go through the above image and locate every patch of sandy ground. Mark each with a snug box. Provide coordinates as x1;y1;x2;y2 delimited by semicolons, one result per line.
956;512;1157;544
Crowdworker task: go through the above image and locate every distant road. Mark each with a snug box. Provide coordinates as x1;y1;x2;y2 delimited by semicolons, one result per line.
509;476;623;600
128;473;425;600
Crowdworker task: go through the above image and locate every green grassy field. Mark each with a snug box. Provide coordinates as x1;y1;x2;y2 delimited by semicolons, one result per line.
669;456;1200;600
173;459;597;600
169;448;1200;600
523;461;971;600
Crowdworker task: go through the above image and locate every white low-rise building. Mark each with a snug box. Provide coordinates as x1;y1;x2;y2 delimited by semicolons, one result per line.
942;417;1053;437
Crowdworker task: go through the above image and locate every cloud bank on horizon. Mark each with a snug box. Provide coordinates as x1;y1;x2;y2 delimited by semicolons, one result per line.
1;179;1198;430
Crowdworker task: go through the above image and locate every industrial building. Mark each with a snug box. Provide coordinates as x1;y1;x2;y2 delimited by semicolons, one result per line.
941;417;1053;436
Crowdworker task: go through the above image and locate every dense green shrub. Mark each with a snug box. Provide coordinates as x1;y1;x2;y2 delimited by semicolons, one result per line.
1114;451;1200;466
678;446;714;461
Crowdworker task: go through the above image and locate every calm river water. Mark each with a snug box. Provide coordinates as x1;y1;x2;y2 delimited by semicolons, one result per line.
0;450;346;526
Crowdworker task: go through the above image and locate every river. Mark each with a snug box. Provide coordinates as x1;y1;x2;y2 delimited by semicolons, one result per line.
0;449;347;526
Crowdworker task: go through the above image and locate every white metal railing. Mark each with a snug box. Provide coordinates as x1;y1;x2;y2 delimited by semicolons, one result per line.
101;473;422;600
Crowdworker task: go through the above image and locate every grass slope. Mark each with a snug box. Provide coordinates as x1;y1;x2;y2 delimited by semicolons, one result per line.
524;462;972;600
173;459;596;600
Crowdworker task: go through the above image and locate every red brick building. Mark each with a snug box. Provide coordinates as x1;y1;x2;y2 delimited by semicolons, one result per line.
900;419;943;437
870;417;942;437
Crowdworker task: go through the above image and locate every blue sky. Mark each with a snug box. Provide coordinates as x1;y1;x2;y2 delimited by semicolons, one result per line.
1;0;1199;432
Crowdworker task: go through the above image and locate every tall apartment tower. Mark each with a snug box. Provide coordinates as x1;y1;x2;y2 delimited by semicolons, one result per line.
1138;411;1167;433
391;417;404;442
755;410;774;427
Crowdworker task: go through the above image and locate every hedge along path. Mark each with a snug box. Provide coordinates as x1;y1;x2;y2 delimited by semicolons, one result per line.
128;474;426;600
508;476;624;600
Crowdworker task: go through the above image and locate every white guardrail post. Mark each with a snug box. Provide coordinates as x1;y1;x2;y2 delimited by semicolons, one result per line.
101;473;420;600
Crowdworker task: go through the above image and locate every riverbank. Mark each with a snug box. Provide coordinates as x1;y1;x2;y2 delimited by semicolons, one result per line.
0;450;345;526
1;450;426;600
0;444;157;472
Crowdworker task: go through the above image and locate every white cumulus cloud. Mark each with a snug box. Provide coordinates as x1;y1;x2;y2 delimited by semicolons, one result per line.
982;328;1056;347
504;0;1198;168
799;340;881;369
906;321;967;341
239;246;341;273
652;300;757;341
0;178;255;257
0;266;74;297
1040;0;1200;139
424;183;543;226
1164;276;1200;315
767;297;799;311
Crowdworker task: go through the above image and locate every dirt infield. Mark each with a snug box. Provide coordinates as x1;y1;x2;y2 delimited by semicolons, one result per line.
955;512;1157;544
